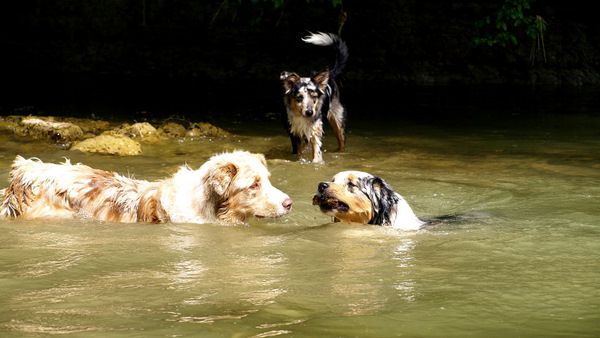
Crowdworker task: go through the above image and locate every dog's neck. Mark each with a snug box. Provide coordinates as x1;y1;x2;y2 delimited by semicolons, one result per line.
159;166;216;224
387;193;425;230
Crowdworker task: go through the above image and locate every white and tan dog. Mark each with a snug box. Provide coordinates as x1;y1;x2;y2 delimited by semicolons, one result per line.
312;171;424;230
0;151;292;224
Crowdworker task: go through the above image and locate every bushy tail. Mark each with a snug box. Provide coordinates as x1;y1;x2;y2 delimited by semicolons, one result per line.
302;32;348;80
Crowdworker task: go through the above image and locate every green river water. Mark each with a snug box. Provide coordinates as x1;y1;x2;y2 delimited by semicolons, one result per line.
0;103;599;337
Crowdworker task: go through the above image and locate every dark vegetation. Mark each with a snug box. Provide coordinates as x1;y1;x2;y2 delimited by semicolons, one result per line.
1;0;599;120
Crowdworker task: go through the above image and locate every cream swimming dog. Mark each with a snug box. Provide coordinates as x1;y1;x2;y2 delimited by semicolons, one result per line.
312;171;424;230
0;151;292;224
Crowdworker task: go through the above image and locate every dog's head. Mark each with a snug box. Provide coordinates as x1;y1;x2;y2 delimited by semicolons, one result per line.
280;70;329;119
200;151;292;223
312;171;399;225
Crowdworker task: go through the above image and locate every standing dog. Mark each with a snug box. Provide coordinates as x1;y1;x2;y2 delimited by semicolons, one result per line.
280;32;348;163
0;151;292;224
312;171;425;230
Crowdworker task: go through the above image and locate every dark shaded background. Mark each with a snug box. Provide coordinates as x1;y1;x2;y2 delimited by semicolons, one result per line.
1;0;599;120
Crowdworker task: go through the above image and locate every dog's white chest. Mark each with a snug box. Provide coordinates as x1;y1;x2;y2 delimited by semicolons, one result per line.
288;113;322;139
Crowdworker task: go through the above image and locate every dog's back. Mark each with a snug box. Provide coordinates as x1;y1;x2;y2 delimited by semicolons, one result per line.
0;156;165;222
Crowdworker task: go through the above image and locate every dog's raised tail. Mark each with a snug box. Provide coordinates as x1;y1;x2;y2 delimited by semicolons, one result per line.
302;32;348;79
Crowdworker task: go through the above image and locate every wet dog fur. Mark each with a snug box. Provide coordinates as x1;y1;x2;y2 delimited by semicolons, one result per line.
312;171;424;230
280;32;348;163
0;151;292;224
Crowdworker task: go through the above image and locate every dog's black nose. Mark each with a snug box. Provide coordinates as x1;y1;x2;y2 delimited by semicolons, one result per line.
305;109;313;117
318;182;329;193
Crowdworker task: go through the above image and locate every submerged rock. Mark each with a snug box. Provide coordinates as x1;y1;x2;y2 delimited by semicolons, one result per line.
0;115;113;145
0;115;231;151
108;122;164;143
71;134;142;156
17;117;84;144
61;117;112;135
0;116;22;133
186;122;230;138
159;122;187;138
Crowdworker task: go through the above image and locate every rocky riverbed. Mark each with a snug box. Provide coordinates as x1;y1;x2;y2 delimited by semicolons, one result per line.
0;115;231;156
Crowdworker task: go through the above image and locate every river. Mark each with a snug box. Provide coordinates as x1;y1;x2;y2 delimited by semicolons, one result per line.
1;85;599;337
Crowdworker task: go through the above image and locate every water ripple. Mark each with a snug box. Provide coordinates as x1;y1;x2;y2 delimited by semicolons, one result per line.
4;320;98;335
249;329;292;338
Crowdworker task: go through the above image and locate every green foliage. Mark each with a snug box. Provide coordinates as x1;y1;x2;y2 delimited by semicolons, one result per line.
474;0;545;48
529;15;547;64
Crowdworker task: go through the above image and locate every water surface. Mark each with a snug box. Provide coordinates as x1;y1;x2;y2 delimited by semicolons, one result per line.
1;95;599;337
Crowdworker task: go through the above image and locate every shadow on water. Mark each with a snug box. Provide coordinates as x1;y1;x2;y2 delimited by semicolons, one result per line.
422;211;496;228
3;75;600;127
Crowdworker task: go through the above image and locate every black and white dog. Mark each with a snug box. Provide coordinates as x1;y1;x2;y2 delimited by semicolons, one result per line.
312;171;425;230
280;32;348;163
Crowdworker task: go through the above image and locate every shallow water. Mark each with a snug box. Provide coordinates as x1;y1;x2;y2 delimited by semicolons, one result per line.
1;101;600;337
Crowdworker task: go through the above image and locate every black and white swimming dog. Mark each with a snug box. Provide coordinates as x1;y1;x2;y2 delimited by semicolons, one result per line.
312;171;425;230
280;32;348;163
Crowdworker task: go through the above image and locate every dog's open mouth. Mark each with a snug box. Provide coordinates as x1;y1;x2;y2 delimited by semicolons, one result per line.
312;194;349;212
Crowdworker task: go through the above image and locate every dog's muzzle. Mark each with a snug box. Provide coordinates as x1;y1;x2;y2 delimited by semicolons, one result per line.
312;183;349;212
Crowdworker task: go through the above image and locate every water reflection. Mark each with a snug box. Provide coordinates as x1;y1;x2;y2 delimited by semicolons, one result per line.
4;321;98;335
175;310;257;324
227;237;290;307
160;228;293;328
392;239;417;302
168;259;207;289
329;227;419;316
161;225;209;290
11;230;91;278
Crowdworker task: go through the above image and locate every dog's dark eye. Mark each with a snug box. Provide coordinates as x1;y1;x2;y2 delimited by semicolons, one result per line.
296;95;303;102
347;181;357;189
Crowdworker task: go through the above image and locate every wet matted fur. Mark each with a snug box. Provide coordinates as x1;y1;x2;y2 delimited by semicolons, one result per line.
280;32;348;163
0;151;292;224
312;171;424;230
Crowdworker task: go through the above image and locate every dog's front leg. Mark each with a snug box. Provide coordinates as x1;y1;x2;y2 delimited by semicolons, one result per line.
290;134;302;154
309;137;323;163
309;134;324;163
309;121;324;163
296;141;307;160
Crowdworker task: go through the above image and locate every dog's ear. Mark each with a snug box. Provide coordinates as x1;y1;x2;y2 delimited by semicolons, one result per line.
359;176;399;225
206;162;239;196
280;71;291;81
252;153;267;167
281;72;300;94
312;70;330;93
